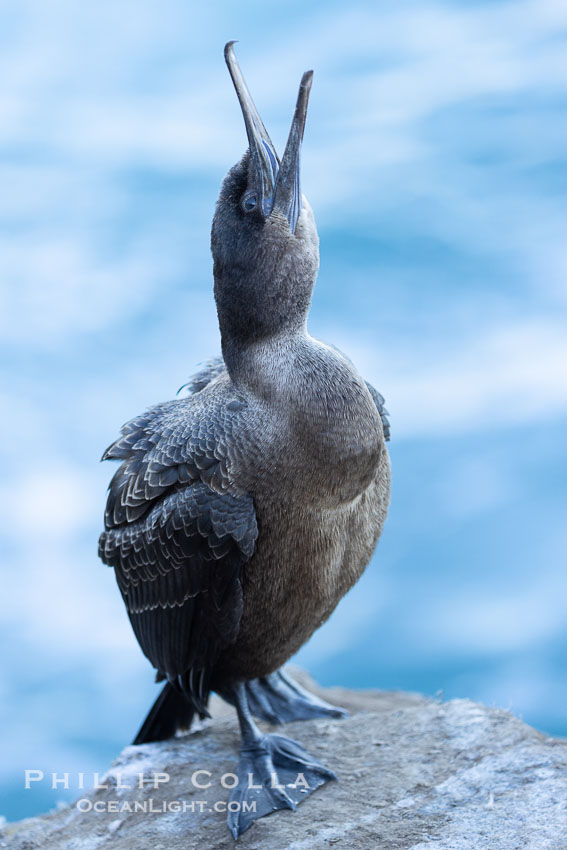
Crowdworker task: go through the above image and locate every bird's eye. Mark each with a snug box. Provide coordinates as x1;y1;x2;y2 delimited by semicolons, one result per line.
242;193;258;212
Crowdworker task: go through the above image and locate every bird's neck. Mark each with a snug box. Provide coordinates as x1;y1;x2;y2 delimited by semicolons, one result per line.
214;258;316;382
221;325;308;395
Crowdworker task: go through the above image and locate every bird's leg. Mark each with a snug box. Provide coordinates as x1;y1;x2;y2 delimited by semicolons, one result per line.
226;680;336;839
243;668;349;724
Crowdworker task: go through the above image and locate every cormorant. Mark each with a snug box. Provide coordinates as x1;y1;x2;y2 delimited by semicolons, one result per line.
99;42;391;839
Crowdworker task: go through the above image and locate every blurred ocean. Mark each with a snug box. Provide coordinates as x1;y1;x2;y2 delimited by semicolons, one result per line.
1;0;566;822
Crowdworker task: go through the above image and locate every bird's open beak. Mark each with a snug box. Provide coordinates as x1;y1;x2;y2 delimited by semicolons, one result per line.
224;42;312;234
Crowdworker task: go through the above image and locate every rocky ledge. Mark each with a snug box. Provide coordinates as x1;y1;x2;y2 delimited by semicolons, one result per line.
2;669;567;849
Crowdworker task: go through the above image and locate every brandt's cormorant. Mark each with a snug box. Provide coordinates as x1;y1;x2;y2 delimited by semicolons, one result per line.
99;42;391;838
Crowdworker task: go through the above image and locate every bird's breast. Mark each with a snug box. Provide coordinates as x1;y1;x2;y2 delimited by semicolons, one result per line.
238;372;384;508
293;398;383;504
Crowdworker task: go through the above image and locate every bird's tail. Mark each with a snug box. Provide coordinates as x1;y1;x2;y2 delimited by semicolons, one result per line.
132;682;195;745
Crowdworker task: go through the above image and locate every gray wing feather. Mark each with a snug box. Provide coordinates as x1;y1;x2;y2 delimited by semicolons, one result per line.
99;384;256;711
179;355;227;395
365;381;391;442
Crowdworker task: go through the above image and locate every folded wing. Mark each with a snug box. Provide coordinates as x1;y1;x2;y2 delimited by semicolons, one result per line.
98;387;257;713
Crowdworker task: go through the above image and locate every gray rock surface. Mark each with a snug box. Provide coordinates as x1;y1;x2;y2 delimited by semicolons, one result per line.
2;669;567;849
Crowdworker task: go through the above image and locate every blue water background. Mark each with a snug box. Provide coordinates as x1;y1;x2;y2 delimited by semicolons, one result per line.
1;0;566;821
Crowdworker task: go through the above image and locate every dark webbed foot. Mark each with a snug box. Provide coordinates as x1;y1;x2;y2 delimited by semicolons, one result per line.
227;681;336;838
244;668;349;724
228;732;336;838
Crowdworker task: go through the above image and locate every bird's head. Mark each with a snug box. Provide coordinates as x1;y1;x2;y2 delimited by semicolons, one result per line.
212;43;319;355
